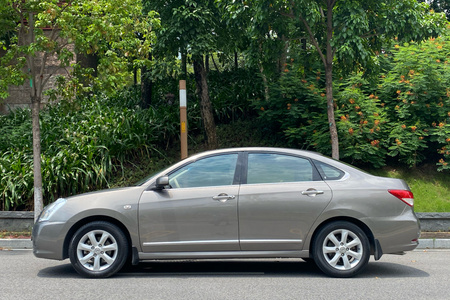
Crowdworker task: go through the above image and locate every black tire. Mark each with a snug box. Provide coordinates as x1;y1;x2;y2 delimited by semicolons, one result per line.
69;221;129;278
312;221;370;278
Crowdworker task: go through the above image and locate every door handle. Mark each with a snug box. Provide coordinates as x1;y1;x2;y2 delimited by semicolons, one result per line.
213;194;236;202
301;189;324;197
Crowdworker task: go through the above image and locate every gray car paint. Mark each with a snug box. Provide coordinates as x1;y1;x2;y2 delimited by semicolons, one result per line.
32;147;420;263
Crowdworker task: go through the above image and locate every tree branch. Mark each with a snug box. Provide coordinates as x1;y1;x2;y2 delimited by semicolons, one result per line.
298;14;326;66
280;11;295;18
290;1;326;66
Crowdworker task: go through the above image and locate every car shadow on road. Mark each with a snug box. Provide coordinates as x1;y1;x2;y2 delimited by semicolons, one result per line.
120;259;324;278
361;261;430;278
37;259;429;279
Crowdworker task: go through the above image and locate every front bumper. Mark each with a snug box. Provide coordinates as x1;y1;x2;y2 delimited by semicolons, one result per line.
32;220;67;260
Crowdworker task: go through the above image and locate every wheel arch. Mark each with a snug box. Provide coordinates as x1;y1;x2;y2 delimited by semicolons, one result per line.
62;216;133;260
308;216;377;257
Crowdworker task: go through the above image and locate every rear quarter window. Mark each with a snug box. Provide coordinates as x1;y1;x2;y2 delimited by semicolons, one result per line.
314;160;345;180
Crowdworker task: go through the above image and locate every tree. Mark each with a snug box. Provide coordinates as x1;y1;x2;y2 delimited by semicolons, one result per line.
0;0;158;220
247;0;447;159
145;0;240;149
419;0;450;20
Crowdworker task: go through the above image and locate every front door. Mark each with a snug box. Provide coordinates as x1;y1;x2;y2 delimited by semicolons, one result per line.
138;154;240;252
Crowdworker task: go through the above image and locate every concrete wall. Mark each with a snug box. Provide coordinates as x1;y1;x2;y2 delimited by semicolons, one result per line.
0;211;34;231
416;213;450;232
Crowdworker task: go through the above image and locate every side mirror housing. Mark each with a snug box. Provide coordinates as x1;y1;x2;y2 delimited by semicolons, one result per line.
154;176;169;190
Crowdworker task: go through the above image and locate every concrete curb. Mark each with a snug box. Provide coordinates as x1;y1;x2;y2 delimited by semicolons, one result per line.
0;238;33;249
1;238;449;250
416;239;450;250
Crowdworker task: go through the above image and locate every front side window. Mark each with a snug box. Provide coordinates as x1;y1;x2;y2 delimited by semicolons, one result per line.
247;153;314;184
169;154;238;188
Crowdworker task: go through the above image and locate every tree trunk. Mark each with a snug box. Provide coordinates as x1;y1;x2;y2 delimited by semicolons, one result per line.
211;55;220;71
181;52;187;78
325;63;339;160
141;65;152;109
31;96;43;222
296;0;339;160
193;55;217;149
325;0;339;160
27;12;44;221
258;43;270;101
205;54;210;73
259;64;270;101
279;35;289;74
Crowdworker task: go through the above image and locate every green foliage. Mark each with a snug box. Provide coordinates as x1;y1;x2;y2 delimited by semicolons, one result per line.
379;28;450;170
208;68;264;123
0;0;159;100
254;27;450;170
0;91;181;210
0;150;33;210
335;75;388;167
146;0;223;57
253;61;332;151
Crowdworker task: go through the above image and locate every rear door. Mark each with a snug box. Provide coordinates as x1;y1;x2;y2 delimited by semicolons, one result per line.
238;152;332;251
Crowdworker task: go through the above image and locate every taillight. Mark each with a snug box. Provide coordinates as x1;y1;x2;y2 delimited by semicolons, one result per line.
388;190;414;207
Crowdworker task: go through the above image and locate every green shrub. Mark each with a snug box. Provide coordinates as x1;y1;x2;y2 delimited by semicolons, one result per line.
208;68;264;123
0;91;182;210
0;150;33;210
379;32;450;170
254;30;450;171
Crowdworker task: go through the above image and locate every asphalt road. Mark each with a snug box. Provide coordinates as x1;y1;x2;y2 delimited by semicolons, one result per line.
1;249;449;300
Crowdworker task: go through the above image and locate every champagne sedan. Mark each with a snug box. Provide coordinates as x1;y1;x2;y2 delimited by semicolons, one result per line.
32;147;420;278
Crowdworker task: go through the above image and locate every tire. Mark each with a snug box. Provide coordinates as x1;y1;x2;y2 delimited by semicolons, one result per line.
312;221;370;278
69;221;129;278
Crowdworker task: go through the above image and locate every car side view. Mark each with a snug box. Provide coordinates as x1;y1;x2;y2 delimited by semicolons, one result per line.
32;147;420;278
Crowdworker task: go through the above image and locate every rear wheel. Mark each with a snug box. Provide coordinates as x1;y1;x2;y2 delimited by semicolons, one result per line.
312;221;370;278
69;221;129;278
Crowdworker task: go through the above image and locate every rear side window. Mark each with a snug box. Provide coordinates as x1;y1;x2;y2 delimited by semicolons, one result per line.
247;153;314;184
314;160;345;180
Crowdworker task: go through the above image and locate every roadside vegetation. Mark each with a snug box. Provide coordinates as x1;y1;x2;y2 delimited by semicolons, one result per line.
0;1;449;213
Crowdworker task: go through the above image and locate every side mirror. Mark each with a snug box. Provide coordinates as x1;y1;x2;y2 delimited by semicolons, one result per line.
154;176;169;190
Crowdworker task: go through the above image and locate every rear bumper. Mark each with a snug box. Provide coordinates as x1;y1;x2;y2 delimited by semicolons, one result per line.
367;211;420;255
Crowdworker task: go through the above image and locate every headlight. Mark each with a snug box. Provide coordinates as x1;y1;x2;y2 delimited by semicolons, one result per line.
38;198;67;222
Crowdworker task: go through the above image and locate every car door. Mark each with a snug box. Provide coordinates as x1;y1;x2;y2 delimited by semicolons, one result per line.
238;152;332;251
138;153;241;252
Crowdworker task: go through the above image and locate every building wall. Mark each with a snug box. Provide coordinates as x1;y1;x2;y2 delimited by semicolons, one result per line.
1;30;75;115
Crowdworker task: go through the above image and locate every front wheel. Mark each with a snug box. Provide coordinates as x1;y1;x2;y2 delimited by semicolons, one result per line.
312;221;370;278
69;221;129;278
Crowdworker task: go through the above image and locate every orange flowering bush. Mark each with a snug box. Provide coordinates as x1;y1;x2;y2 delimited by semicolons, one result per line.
255;30;450;170
379;30;450;169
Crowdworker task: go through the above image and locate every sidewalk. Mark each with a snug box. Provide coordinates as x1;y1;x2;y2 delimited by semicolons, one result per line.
1;237;449;250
